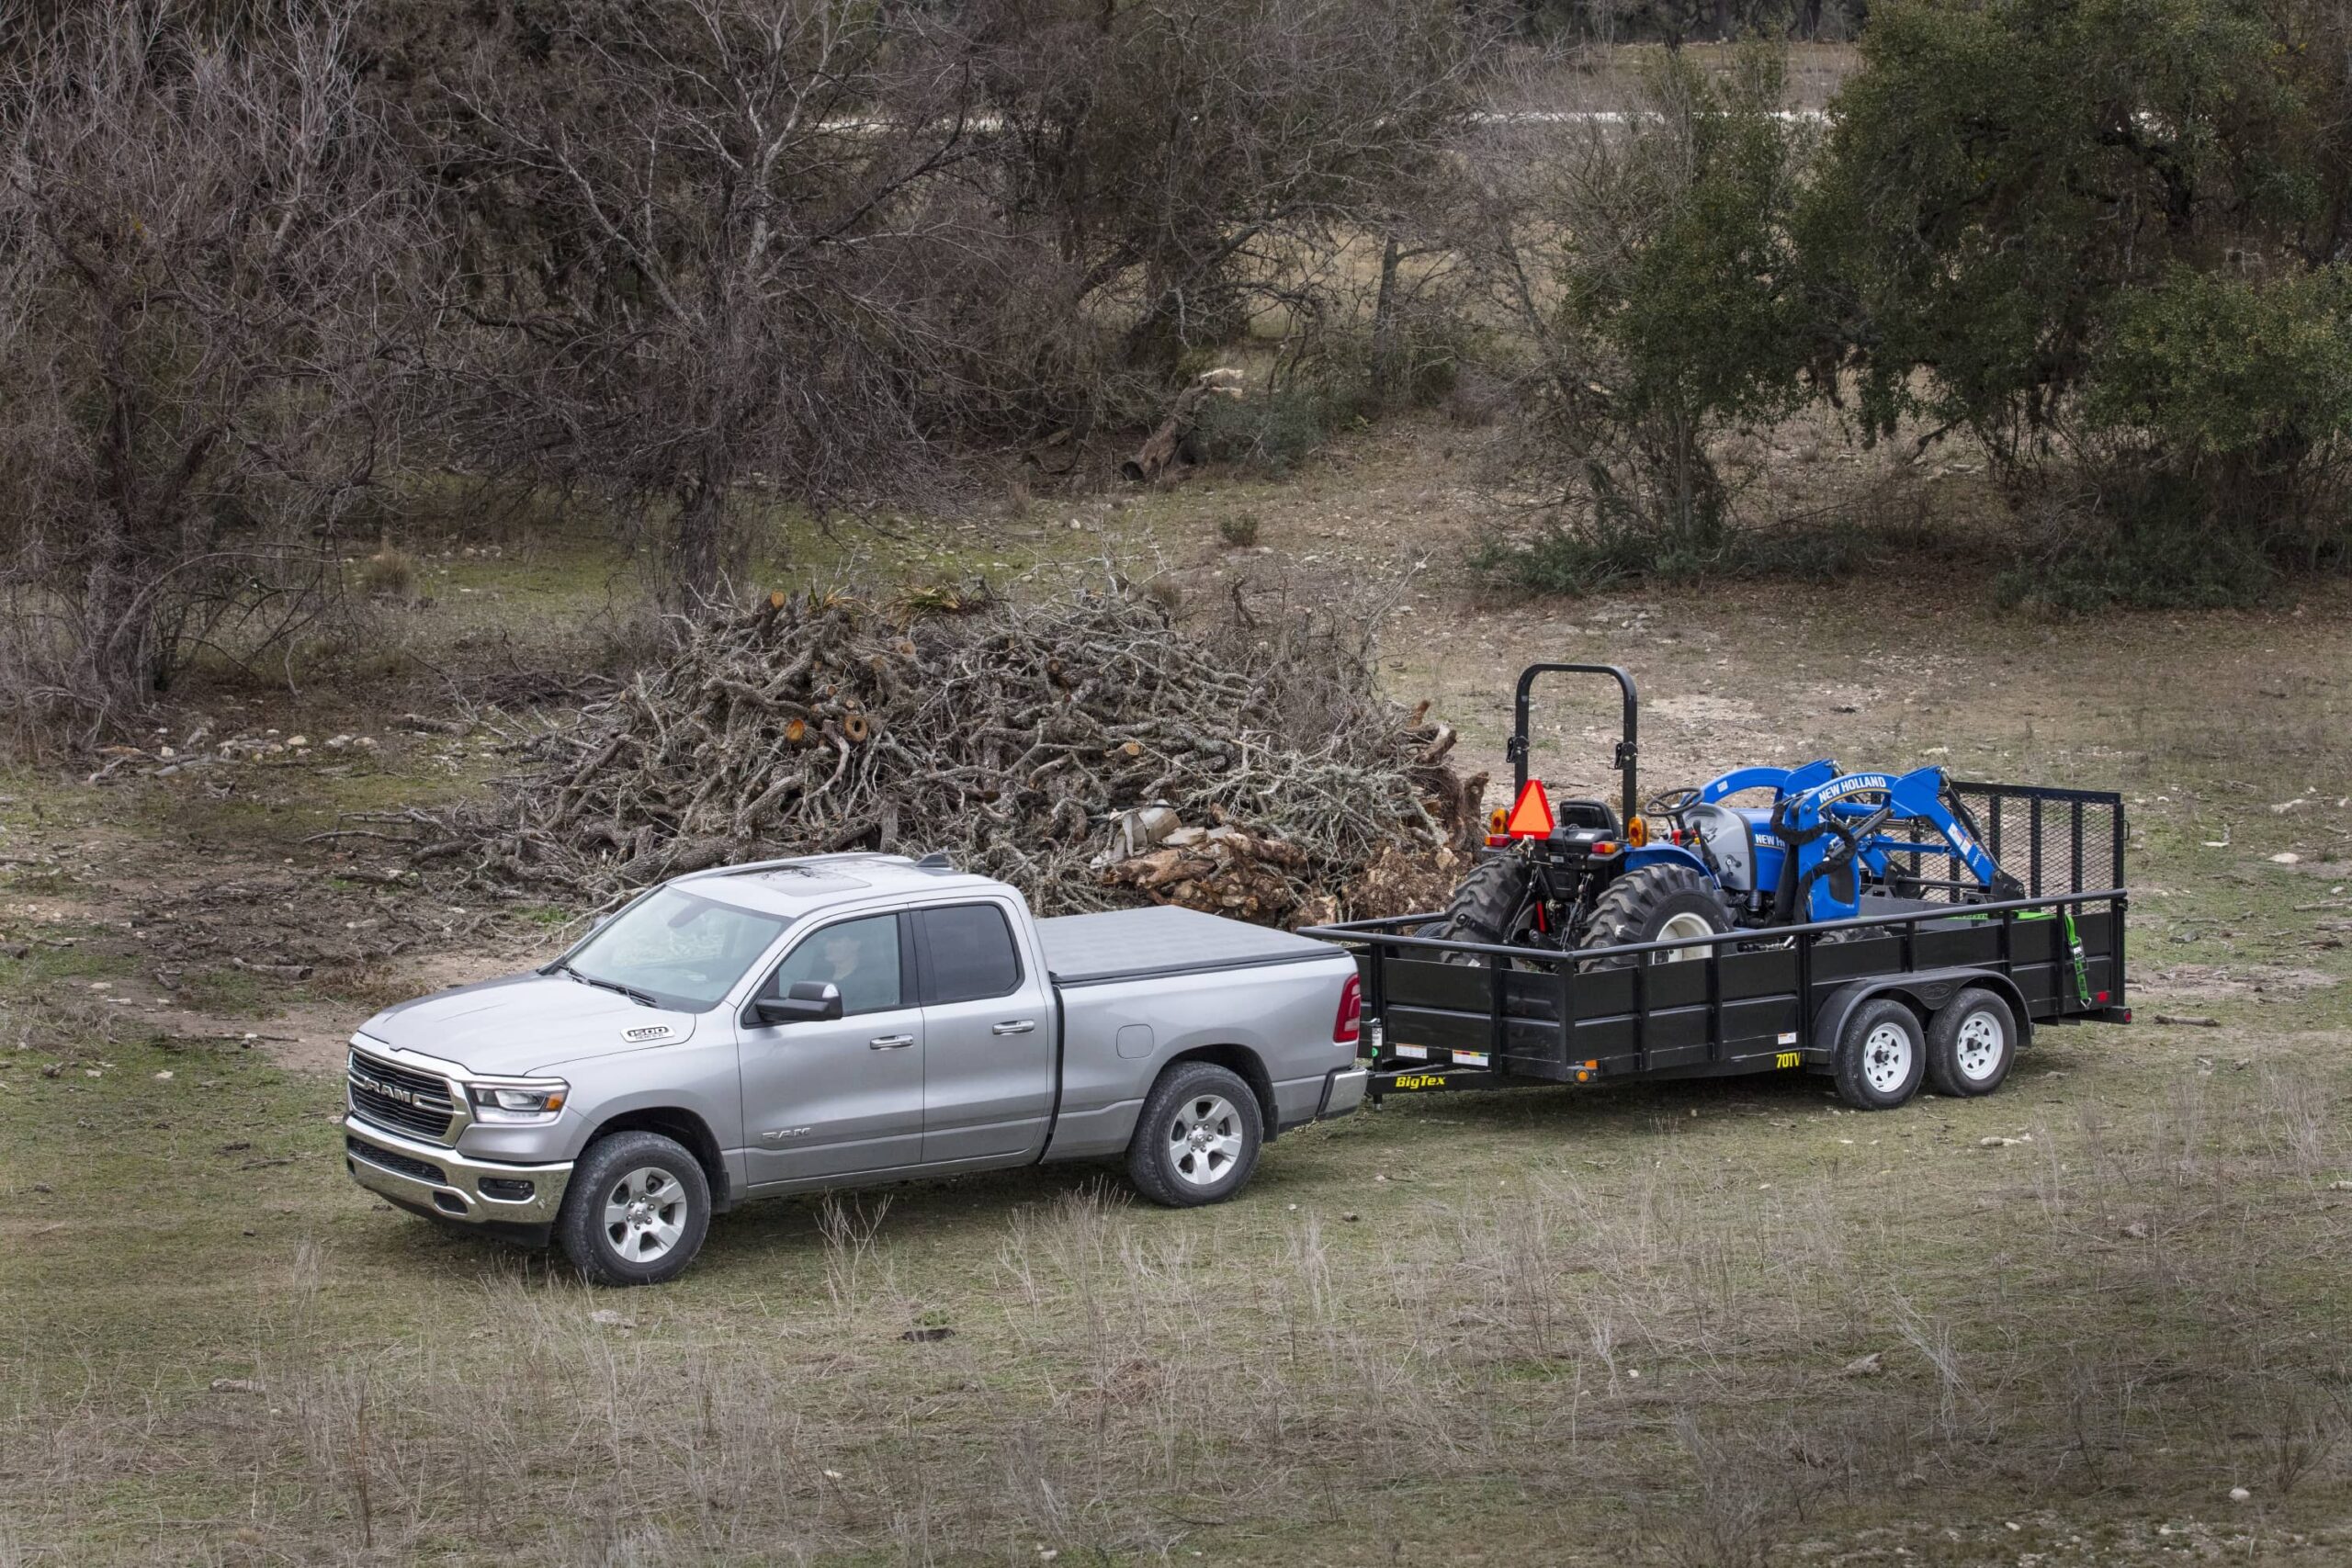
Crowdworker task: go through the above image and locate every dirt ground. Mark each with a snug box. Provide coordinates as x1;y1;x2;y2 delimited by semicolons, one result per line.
4;421;2351;1566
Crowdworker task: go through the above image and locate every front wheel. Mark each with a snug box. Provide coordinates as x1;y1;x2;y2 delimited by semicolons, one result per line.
1125;1062;1264;1208
1833;997;1926;1111
557;1130;712;1287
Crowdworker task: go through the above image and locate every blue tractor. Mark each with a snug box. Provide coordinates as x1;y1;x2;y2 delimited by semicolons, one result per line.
1426;664;2025;961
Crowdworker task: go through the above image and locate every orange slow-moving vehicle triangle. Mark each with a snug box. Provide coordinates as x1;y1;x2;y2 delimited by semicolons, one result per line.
1506;779;1555;838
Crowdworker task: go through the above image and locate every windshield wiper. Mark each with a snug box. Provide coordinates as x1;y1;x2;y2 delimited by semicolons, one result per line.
551;962;658;1009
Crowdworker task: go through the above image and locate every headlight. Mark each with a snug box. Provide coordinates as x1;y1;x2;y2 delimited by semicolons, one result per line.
468;1079;569;1124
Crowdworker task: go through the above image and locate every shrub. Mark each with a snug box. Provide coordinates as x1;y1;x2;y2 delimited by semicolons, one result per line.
1217;513;1261;548
1192;388;1360;477
358;546;417;601
1475;514;1866;596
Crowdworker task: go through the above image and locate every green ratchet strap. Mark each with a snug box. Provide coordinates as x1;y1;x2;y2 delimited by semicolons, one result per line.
2060;908;2094;1007
2017;908;2096;1007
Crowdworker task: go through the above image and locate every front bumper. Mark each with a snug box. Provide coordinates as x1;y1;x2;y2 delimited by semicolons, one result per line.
343;1114;573;1232
1317;1065;1370;1120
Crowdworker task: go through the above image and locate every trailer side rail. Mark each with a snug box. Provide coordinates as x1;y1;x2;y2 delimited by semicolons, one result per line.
1300;886;2127;1090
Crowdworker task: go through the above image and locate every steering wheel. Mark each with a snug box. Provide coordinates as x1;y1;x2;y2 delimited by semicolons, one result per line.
1646;786;1702;816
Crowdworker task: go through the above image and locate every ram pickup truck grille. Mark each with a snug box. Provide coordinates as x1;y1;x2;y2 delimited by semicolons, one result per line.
345;1133;447;1186
346;1049;458;1142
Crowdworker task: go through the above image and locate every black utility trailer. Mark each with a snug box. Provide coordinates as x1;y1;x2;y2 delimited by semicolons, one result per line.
1301;782;2130;1110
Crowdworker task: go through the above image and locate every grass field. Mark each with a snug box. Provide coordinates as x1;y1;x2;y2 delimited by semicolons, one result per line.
5;424;2352;1565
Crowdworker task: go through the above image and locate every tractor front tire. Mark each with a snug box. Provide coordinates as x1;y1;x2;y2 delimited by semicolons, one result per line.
1578;864;1733;967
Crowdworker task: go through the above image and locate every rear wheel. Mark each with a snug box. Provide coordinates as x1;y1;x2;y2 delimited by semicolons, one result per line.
1423;854;1536;963
1126;1062;1264;1208
1834;998;1926;1110
1578;863;1733;967
1927;987;2018;1097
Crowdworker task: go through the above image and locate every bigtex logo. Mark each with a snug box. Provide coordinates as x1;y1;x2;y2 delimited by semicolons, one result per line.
1390;1073;1448;1090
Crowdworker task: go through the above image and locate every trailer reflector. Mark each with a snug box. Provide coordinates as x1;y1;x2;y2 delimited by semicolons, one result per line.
1505;779;1555;838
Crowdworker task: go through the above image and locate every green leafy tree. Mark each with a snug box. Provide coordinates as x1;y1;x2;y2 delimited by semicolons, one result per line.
1799;0;2352;598
1469;43;1815;581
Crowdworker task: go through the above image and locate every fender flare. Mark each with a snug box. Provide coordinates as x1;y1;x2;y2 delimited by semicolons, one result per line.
1621;843;1714;879
1811;966;2033;1065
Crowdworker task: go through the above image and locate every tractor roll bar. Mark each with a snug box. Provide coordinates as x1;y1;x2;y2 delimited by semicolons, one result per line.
1509;663;1639;826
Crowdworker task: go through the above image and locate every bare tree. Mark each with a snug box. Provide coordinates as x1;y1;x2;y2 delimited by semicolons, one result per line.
435;0;991;606
0;0;425;743
972;0;1486;377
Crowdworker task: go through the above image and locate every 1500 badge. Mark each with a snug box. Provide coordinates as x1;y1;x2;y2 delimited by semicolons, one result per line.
623;1024;674;1043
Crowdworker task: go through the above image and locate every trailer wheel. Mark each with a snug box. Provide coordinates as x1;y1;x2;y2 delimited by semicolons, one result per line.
1579;863;1733;968
1833;997;1926;1110
1926;987;2017;1098
1126;1061;1264;1208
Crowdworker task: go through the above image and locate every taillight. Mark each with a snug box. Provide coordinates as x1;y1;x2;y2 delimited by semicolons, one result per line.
1333;974;1363;1044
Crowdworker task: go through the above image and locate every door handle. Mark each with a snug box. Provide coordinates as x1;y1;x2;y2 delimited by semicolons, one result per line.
991;1020;1037;1035
868;1034;915;1050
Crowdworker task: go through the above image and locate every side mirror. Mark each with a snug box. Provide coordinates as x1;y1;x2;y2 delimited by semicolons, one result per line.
750;980;842;1027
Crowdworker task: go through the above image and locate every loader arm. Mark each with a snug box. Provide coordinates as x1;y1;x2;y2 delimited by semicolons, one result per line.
1775;767;2016;922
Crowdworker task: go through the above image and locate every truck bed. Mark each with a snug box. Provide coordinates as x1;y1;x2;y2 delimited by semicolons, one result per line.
1038;906;1336;987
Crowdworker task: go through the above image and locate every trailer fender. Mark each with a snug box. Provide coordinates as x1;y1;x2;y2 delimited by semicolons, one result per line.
1811;967;2032;1069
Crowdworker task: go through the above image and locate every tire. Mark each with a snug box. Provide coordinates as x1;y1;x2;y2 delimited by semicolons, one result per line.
1424;855;1536;964
1125;1062;1264;1209
1834;997;1927;1110
1578;863;1734;968
557;1131;712;1287
1926;987;2018;1098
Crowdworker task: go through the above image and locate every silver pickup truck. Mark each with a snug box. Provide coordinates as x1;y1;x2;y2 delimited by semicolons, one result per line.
340;852;1369;1283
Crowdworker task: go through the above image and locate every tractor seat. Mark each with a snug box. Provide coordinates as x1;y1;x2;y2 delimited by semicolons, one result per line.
1552;798;1619;834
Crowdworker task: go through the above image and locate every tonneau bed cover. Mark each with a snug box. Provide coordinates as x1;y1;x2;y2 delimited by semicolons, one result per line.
1039;906;1337;987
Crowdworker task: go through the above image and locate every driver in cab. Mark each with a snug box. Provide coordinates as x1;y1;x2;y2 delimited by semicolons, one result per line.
769;918;900;1017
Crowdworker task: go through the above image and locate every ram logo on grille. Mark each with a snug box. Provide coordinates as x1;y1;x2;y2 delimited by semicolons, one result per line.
351;1067;422;1105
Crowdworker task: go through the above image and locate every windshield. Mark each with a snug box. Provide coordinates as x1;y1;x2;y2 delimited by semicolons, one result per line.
558;887;787;1012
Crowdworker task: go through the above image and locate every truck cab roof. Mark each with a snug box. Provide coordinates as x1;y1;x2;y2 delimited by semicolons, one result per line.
667;852;1008;919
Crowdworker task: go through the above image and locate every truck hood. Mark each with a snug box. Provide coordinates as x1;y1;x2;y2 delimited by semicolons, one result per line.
357;972;704;1077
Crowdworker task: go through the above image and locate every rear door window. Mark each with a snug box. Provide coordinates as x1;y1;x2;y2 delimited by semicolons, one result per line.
915;904;1023;1004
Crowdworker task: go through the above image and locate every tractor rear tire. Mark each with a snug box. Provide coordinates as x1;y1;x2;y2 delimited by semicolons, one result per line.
1424;855;1533;963
1578;864;1733;968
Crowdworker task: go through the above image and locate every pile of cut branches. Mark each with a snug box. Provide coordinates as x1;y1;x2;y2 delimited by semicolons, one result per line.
416;586;1481;923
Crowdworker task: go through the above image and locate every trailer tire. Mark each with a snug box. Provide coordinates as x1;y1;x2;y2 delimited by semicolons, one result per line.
1834;997;1926;1110
1126;1062;1263;1208
1579;864;1733;968
557;1131;711;1287
1926;987;2017;1098
1426;855;1533;963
